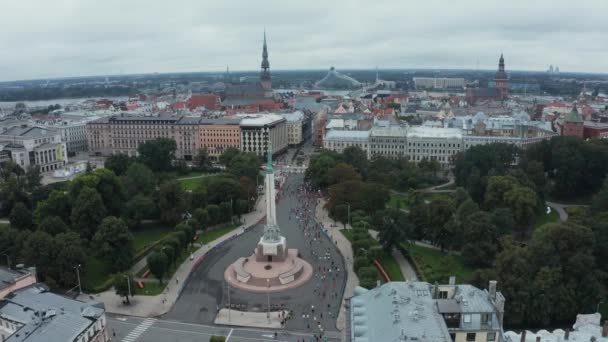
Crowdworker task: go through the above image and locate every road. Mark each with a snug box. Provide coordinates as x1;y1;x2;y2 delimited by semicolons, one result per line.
107;314;340;342
164;173;347;336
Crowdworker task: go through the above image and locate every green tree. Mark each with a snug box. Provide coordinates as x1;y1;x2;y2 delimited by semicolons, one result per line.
491;207;515;236
359;183;390;214
343;146;369;177
92;217;134;272
137;138;177;172
193;148;212;171
206;204;221;225
190;184;208;209
219;202;233;223
305;153;339;188
226;153;260;181
38;216;68;235
504;186;538;226
484;175;519;209
53;232;86;288
327;163;361;186
192;208;209;231
147;251;169;283
375;209;413;252
176;222;195;247
206;177;241;204
24;165;42;191
461;211;498;267
9;202;33;230
123;163;156;197
158;180;189;225
113;273;134;304
22;230;56;283
219;147;240;166
104;153;134;176
70;186;107;241
124;195;155;229
34;190;71;225
427;196;456;251
591;177;608;213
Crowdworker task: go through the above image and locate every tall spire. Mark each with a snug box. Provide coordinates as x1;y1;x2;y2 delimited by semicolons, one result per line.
499;54;505;72
266;141;273;174
261;29;271;81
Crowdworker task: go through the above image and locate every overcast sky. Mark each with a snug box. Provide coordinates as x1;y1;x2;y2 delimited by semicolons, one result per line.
1;0;607;81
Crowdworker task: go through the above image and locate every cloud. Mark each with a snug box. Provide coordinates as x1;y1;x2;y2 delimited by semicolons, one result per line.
0;0;606;81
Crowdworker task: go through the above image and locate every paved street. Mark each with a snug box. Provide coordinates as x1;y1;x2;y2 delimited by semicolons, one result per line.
165;173;347;336
107;314;341;342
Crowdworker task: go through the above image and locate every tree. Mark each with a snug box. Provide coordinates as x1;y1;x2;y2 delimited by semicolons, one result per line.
22;230;56;283
93;217;134;272
123;163;156;197
70;186;107;241
206;177;241;204
219;202;233;223
327;163;361;186
375;209;413;252
147;251;169;283
93;168;126;215
591;177;608;213
53;232;86;288
104;153;134;176
158;180;189;225
219;147;240;166
484;175;519;209
137;138;177;172
504;186;538;226
192;208;209;231
455;199;479;223
226;153;260;181
24;165;42;191
305;153;339;188
491;207;515;236
176;222;195;247
190;184;208;209
461;211;498;267
34;190;71;225
427;196;456;251
206;204;221;225
9;202;33;230
113;273;134;304
38;216;68;235
193;148;212;171
124;195;155;229
343;146;369;178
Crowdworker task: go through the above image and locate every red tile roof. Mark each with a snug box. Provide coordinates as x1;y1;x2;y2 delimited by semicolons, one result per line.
188;94;220;110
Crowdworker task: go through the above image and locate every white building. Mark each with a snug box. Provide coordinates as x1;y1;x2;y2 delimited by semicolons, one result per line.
238;114;288;156
414;77;466;89
280;111;304;146
48;121;88;154
323;130;370;157
369;124;407;159
407;127;463;167
0;283;108;342
0;126;68;173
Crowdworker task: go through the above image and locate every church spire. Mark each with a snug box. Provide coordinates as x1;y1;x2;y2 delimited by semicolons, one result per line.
499;54;505;72
261;29;271;81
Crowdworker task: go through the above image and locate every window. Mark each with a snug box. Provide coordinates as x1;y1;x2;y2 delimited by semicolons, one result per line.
487;332;496;341
463;314;471;323
466;333;476;341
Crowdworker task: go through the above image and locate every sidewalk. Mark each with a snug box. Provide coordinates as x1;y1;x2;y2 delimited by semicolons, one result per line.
368;230;418;281
78;190;268;318
314;198;359;333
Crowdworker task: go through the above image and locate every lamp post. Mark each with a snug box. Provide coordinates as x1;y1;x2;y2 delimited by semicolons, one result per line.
124;274;131;303
346;202;351;229
597;301;604;313
74;264;82;295
266;279;271;322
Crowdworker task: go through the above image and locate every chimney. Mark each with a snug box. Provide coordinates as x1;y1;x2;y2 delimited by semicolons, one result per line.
489;280;497;300
520;330;526;342
449;276;456;285
564;329;569;340
602;320;608;337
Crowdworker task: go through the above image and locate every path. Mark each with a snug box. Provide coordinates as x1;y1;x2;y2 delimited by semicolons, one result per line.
78;189;268;318
368;230;418;281
546;201;589;222
314;198;358;335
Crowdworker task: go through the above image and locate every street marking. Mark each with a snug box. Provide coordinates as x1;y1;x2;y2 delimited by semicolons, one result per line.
121;318;155;342
226;328;233;341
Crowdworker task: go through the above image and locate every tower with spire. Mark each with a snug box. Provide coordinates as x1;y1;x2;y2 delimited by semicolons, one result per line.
494;54;509;100
260;30;273;98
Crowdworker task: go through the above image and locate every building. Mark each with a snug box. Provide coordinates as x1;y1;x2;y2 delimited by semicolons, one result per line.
505;313;608;341
369;123;407;159
0;283;108;342
199;118;241;161
323;130;370;156
349;280;506;342
406;126;463;168
238;114;287;157
52;121;88;155
314;67;362;90
583;121;608;139
0;267;36;299
280;111;304;146
557;106;584;138
466;55;509;104
86;116;198;159
413;77;466;90
0;126;68;173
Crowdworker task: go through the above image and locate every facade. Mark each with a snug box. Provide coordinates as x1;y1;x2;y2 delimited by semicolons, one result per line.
86;116;202;160
349;281;506;342
199;119;241;161
558;106;584;138
584;121;608;139
494;54;509;100
280;111;304;146
413;77;466;89
0;267;36;300
239;114;288;156
0;126;67;173
323;130;370;156
369;124;407;159
407;127;463;167
0;283;108;342
54;122;88;154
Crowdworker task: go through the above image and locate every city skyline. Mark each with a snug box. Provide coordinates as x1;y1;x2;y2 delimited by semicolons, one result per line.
0;0;607;81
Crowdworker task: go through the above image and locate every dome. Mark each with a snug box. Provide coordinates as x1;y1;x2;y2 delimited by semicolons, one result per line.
314;67;362;90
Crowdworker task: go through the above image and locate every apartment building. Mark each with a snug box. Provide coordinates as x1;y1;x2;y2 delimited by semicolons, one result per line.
407;126;463;168
199;119;241;161
51;121;88;154
280;111;304;146
369;124;407;159
323;130;370;157
349;280;506;342
0;283;108;342
0;126;67;173
238;114;288;156
414;77;466;89
0;267;37;299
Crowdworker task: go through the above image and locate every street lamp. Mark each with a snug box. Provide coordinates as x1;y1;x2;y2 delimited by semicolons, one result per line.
74;264;82;295
123;274;131;303
266;279;271;322
345;202;351;229
597;301;604;313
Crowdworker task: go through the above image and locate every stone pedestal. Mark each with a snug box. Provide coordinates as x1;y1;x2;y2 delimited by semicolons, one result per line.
255;236;287;262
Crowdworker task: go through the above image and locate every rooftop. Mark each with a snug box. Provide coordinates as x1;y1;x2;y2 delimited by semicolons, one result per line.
0;283;105;342
0;268;33;292
407;126;463;139
0;126;59;139
325;129;370;141
279;111;304;122
238;113;286;126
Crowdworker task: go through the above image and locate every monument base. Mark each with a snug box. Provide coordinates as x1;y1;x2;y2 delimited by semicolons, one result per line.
225;249;313;293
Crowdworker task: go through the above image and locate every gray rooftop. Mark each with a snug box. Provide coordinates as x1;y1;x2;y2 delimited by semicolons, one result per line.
0;268;32;291
0;283;105;342
0;126;59;139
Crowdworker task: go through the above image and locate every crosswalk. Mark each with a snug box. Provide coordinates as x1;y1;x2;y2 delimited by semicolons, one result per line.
122;318;155;342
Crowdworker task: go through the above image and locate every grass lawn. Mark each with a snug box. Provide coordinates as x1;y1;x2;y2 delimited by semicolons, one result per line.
179;177;205;191
533;207;560;229
81;256;113;291
403;243;474;284
132;222;174;253
339;229;353;242
135;282;165;296
0;223;9;230
201;225;238;244
387;193;408;209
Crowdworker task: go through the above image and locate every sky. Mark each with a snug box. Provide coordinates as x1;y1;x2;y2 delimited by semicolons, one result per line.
0;0;607;81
